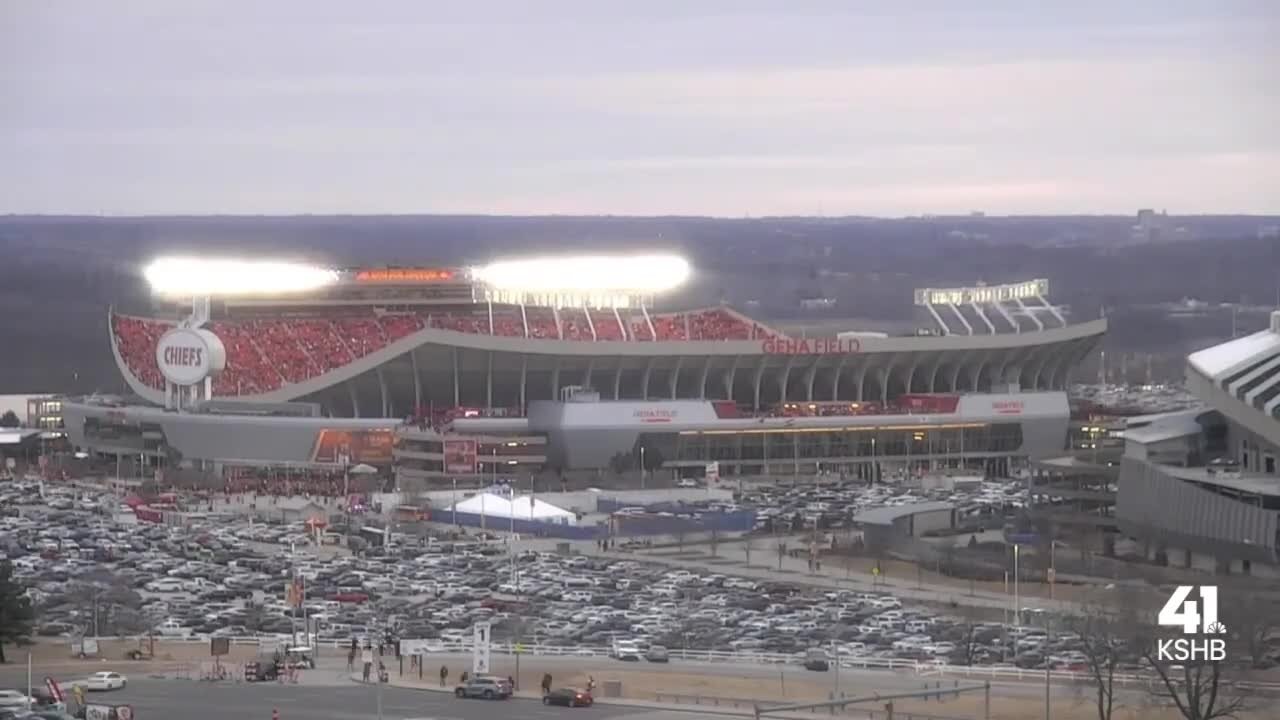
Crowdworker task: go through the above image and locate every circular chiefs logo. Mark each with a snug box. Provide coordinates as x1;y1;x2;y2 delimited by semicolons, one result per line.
155;328;213;385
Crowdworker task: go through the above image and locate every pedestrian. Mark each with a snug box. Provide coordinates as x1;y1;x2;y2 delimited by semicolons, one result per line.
815;559;822;572
541;672;552;695
586;675;595;693
362;660;371;683
507;674;515;692
346;648;355;672
439;664;448;687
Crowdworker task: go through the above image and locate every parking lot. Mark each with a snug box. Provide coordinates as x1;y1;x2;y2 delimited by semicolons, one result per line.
0;471;1103;676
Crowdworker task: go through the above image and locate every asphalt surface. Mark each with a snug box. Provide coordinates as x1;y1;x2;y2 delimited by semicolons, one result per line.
0;671;721;720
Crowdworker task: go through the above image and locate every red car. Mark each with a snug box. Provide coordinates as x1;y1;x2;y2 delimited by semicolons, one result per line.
543;688;593;707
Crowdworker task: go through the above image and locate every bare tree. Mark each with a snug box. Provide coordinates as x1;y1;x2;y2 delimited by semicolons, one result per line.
1139;656;1247;720
1219;582;1280;669
1068;591;1141;720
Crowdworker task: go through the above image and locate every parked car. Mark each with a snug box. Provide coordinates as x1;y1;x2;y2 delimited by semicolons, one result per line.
454;676;511;700
543;688;594;707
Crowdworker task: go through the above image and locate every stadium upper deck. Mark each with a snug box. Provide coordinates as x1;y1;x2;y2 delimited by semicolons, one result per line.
109;258;1106;419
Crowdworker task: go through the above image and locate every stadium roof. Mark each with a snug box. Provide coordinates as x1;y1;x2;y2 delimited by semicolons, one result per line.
1119;408;1213;445
1187;313;1280;424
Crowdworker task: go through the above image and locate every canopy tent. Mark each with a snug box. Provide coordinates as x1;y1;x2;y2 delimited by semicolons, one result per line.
510;496;577;525
450;492;577;526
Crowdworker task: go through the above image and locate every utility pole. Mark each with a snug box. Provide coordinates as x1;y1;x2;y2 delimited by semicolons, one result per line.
376;658;384;720
831;639;840;696
1044;617;1053;720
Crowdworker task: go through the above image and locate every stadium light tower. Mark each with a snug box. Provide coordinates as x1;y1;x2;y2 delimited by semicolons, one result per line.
473;254;690;294
143;257;338;298
141;256;339;410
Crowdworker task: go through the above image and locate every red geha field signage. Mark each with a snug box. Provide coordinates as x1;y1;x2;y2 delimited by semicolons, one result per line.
761;337;862;355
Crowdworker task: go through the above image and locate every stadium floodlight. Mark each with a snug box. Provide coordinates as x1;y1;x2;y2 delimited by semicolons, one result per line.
143;257;338;297
474;253;691;294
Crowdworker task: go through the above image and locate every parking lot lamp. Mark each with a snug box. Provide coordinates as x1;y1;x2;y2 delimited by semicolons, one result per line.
1013;544;1021;630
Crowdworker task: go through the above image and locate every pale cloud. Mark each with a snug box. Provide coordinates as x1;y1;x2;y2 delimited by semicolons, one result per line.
1;0;1277;216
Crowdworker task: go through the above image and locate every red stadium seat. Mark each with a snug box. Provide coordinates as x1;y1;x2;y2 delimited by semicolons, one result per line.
112;304;789;400
429;312;489;335
525;308;560;339
560;308;592;341
590;310;625;341
490;309;524;337
380;313;425;342
111;315;172;390
650;313;687;340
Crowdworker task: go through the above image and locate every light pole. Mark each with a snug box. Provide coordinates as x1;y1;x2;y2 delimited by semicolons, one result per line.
831;639;840;696
639;446;646;489
451;478;459;527
376;651;385;720
1048;539;1058;601
343;458;351;544
1044;615;1052;720
1013;544;1021;630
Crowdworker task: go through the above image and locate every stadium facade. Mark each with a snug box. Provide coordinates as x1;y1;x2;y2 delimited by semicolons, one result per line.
60;264;1105;485
1112;310;1280;577
1030;311;1280;578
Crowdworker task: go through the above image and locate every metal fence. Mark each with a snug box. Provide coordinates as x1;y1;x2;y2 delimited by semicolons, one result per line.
85;635;1280;695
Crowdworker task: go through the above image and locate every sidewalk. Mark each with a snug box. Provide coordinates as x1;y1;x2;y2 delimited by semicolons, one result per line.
372;662;948;719
370;662;1176;720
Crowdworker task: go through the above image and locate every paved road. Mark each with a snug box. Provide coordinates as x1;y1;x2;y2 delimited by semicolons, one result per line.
0;672;722;720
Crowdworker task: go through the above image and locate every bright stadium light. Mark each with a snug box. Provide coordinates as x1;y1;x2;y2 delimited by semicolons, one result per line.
143;257;338;297
474;253;691;294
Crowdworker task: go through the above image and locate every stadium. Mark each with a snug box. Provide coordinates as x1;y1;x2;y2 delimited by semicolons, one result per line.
60;255;1107;488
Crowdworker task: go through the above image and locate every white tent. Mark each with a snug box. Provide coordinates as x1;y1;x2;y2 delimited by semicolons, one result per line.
451;492;512;517
450;492;577;526
510;496;577;525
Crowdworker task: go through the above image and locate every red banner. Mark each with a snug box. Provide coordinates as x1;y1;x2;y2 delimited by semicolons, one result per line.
311;429;395;465
443;438;478;475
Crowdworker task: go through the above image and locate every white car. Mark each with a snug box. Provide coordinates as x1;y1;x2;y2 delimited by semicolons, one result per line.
0;689;30;707
85;671;128;691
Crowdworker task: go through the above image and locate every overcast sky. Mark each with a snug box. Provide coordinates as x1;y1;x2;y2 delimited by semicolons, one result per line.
3;1;1277;217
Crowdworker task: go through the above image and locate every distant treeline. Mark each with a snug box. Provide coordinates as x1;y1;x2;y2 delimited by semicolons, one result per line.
0;215;1276;394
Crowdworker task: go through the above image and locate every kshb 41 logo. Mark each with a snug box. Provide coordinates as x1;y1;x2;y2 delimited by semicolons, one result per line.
1157;585;1227;662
